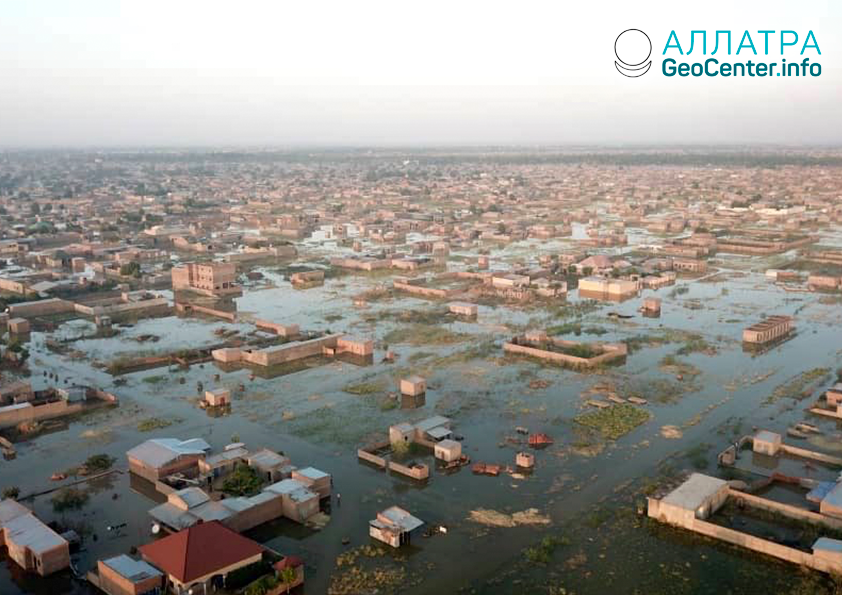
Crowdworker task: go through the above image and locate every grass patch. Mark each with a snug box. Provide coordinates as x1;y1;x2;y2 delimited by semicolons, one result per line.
524;536;570;564
343;380;386;395
137;417;177;432
764;367;831;404
575;403;651;440
383;324;468;346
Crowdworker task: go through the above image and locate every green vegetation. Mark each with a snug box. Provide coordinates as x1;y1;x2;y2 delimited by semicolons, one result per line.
684;443;712;470
383;324;468;346
119;261;142;278
765;367;831;404
343;380;386;395
546;322;608;336
575;404;651;439
84;454;116;473
625;328;715;355
660;355;702;377
137;417;176;432
380;399;398;411
244;575;279;595
2;486;20;500
407;350;436;363
222;464;264;497
556;343;600;359
524;535;569;564
52;488;89;512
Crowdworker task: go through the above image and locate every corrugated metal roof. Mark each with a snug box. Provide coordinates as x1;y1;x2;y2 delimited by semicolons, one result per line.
103;555;162;583
127;438;210;468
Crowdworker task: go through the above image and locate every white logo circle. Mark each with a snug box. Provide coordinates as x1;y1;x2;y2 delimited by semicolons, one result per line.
615;29;652;67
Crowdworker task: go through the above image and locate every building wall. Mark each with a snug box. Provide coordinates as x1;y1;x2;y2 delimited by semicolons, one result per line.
223;495;284;533
8;298;75;318
292;472;331;499
369;525;400;547
128;454;203;483
242;335;341;367
336;338;373;356
388;461;429;480
503;340;627;369
281;494;319;523
98;561;163;595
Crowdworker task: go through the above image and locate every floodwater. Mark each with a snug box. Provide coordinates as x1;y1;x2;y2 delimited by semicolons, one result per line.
3;229;842;594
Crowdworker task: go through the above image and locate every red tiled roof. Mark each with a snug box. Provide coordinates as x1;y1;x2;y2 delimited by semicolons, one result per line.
138;521;263;583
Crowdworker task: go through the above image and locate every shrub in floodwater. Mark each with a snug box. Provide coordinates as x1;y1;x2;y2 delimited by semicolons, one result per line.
52;488;89;512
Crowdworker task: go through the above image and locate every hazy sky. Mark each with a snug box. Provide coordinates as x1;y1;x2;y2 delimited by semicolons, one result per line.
1;0;840;147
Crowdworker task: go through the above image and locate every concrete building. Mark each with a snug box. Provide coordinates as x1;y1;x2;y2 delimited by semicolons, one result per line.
742;315;794;344
577;277;640;301
648;473;729;526
516;452;535;469
126;438;211;482
204;388;230;407
171;262;240;297
827;383;842;407
291;467;331;499
641;297;661;316
247;449;291;483
752;430;782;456
449;302;478;316
434;439;462;462
0;499;70;577
264;479;320;523
92;555;164;595
821;483;842;520
400;376;427;397
0;381;34;405
369;506;424;548
8;317;30;334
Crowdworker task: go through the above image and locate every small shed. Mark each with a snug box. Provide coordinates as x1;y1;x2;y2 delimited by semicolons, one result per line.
400;375;427;397
752;430;782;457
642;297;661;314
434;439;462;462
369;506;424;548
827;383;842;407
8;318;30;334
449;302;478;317
204;389;230;407
516;452;535;469
389;422;415;445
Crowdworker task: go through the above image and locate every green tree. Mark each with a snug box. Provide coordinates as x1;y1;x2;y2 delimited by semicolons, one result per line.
119;261;141;278
279;566;297;593
222;464;263;497
2;486;20;500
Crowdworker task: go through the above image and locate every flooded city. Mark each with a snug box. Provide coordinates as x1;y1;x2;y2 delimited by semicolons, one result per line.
1;148;842;594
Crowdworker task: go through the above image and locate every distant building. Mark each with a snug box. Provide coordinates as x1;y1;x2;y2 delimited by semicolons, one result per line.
400;376;427;397
742;315;794;344
171;262;240;297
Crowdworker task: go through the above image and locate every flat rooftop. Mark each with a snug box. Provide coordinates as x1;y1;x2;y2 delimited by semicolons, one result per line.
661;473;728;512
